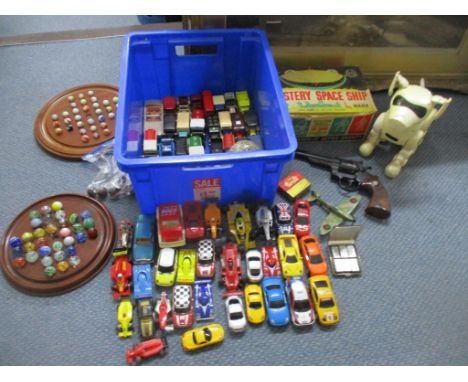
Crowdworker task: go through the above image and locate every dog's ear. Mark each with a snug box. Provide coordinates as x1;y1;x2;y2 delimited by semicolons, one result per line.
420;78;425;88
388;71;409;96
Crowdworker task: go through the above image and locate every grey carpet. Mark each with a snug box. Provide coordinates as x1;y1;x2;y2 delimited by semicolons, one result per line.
0;34;467;366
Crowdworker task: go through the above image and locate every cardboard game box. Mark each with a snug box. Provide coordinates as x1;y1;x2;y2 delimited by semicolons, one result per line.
279;66;377;141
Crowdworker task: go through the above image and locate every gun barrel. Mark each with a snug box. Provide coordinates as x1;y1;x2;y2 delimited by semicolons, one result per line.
295;150;339;169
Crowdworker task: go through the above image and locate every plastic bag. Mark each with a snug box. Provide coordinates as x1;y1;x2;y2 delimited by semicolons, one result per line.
81;140;133;200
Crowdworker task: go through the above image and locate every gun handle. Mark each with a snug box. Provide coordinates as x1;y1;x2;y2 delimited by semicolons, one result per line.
359;175;391;219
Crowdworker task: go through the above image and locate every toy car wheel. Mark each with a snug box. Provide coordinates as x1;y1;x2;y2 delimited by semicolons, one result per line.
135;356;142;365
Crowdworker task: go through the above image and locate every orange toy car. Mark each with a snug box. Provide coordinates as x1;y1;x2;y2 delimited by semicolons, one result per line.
299;235;328;276
204;203;221;240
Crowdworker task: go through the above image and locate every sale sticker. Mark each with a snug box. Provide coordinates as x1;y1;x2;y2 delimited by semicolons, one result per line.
193;178;221;201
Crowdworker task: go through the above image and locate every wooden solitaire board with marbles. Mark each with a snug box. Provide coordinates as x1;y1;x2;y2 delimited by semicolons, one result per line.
34;83;119;159
0;193;116;296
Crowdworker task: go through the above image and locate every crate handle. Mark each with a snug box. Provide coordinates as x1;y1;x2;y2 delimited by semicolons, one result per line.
174;45;218;56
182;164;233;171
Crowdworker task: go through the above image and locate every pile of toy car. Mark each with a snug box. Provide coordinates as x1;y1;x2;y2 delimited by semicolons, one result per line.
111;199;339;365
142;90;260;156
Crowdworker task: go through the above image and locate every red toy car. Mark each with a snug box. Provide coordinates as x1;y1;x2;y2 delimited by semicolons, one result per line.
202;90;214;113
219;242;242;297
126;338;167;365
293;199;311;237
172;285;194;329
261;246;281;277
222;131;235;151
111;255;133;299
190;94;203;110
157;203;186;248
183;201;205;241
163;96;176;113
155;291;172;332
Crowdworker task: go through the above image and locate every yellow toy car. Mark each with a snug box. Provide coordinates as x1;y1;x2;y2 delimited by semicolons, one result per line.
235;90;250;112
155;248;177;287
244;284;266;324
308;275;340;326
277;234;304;277
116;298;133;338
226;203;255;250
181;324;225;352
176;249;196;284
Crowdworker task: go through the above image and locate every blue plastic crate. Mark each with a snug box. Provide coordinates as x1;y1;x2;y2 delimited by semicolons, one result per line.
115;29;297;214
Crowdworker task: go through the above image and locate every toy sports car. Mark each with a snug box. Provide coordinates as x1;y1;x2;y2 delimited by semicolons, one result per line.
204;203;221;240
196;239;216;279
245;249;263;283
132;215;155;263
116;298;133;338
183;201;205;241
261;246;281;278
244;284;266;325
111;255;132;299
126;337;167;365
309;275;340;326
132;264;153;300
227;203;255;250
219;242;242;297
172;284;194;329
225;295;247;333
137;299;155;339
273;203;294;235
176;249;196;284
154;291;173;332
194;280;214;321
300;235;328;276
155;248;177;287
114;219;134;255
277;234;304;278
262;277;290;327
181;324;224;352
286;277;315;327
157;203;186;248
293;200;311;238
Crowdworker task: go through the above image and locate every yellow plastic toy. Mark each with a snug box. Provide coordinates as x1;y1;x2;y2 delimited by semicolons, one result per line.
244;284;266;324
176;249;196;284
155;248;177;287
235;91;250;112
359;71;452;178
277;234;304;278
308;275;340;326
181;324;225;352
116;299;133;338
227;203;255;250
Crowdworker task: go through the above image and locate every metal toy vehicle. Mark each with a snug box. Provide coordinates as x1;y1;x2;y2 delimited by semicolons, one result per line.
225;295;247;333
194;280;214;321
244;110;258;135
126;337;167;365
114;219;134;255
213;94;225;111
359;71;452;178
190;94;203;110
277;234;304;278
175;136;188;155
293;200;311;237
261;246;281;277
116;298;133;338
218;111;232;130
154;291;173;332
286;277;315;327
273;203;294;235
236;90;250;112
309;275;340;326
245;249;263;283
262;277;290;327
204;203;221;240
299;235;328;276
111;254;133;299
132;214;155;263
205;113;220;136
155;248;177;287
181;324;224;352
196;239;216;279
172;284;194;329
132;264;153;300
224;92;236;108
178;96;190;111
183;201;205;241
188;134;205;155
231;112;246;137
202;90;215;113
210;137;224;153
144;100;163;155
227;203;255;250
219;242;242;297
163;96;177;113
190;109;205;133
157;203;186;248
176;249;196;284
159;137;175;156
244;284;266;324
137;299;155;339
163;113;177;135
255;205;273;241
222;130;235;151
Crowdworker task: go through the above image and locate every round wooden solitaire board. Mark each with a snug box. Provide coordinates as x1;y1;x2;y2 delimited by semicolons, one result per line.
34;83;119;160
0;193;116;296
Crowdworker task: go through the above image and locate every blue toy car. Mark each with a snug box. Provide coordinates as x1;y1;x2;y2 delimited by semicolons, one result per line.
262;276;290;327
194;280;214;321
132;214;155;263
159;137;175;156
132;263;153;300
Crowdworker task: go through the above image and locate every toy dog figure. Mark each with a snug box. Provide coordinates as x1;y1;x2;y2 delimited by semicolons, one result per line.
359;71;451;178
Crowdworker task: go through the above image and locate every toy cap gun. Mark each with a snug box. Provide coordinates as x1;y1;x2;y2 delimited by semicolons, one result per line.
295;150;391;219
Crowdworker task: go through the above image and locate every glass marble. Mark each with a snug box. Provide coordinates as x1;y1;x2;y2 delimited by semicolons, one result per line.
25;251;39;263
44;265;57;277
57;261;70;273
33;228;46;238
38;246;52;257
63;236;75;246
52;241;64;251
69;255;81;268
41;255;53;267
54;251;66;262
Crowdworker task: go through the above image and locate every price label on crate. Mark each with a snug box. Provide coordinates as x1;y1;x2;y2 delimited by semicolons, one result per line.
193;178;221;201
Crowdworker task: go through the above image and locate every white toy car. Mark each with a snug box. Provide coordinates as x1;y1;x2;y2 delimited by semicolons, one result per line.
225;296;247;333
245;249;263;283
196;239;216;279
286;277;315;327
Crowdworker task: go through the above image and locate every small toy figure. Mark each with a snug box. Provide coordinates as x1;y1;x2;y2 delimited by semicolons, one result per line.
359;71;452;178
